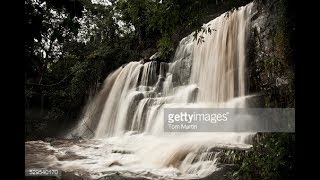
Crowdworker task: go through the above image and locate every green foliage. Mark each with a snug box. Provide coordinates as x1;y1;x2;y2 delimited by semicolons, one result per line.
114;0;243;58
24;0;84;74
234;133;295;179
193;25;216;44
149;0;214;57
157;34;174;58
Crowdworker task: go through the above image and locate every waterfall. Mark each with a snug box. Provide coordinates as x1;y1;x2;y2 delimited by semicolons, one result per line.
67;2;255;178
190;5;250;102
81;3;253;138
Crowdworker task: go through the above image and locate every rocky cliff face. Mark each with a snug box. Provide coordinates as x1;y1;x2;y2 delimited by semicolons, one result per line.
247;0;294;108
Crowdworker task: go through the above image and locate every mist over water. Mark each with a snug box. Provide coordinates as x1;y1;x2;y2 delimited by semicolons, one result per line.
44;3;256;179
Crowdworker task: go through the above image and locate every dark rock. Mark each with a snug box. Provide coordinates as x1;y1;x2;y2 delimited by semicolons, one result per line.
109;161;122;167
171;58;192;87
245;94;265;108
200;164;240;180
141;48;157;60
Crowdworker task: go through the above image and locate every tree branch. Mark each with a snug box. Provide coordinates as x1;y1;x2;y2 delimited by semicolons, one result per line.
25;72;74;87
83;120;95;136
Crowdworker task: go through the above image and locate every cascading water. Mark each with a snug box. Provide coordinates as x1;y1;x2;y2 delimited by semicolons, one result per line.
30;3;256;179
83;2;253;138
